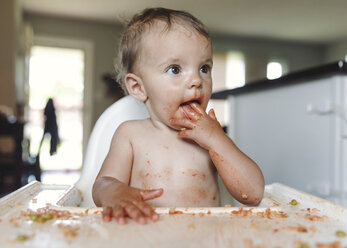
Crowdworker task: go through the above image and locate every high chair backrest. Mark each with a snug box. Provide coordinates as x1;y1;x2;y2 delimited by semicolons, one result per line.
75;95;149;207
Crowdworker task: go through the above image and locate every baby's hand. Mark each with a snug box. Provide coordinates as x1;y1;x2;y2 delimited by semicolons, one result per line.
101;182;163;225
170;102;225;150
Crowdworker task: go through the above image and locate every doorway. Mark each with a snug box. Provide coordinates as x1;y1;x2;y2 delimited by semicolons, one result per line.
26;45;85;185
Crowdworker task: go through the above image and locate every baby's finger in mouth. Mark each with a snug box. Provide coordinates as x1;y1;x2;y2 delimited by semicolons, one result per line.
189;102;205;115
179;106;190;119
170;118;195;129
182;105;202;121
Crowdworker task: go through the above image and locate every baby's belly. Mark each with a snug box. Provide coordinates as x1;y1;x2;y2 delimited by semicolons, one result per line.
131;174;220;207
130;143;220;207
148;183;220;207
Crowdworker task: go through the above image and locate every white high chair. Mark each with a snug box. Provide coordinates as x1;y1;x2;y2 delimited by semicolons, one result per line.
75;95;149;207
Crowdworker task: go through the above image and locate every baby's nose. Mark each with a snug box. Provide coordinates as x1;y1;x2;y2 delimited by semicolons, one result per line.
188;74;202;88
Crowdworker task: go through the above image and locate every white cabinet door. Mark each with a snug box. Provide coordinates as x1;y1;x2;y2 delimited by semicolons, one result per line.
228;75;347;205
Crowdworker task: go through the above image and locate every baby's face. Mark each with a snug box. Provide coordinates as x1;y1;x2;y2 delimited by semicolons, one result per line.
133;21;213;130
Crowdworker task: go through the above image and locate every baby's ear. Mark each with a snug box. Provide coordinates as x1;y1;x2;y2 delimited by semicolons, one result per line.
124;73;147;102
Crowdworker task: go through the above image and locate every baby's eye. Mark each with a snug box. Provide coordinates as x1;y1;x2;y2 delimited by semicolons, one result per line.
167;65;181;75
200;64;211;74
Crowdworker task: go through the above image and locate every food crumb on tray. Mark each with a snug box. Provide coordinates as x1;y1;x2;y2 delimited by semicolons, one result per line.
244;238;265;248
168;208;184;215
16;234;34;242
274;225;308;233
304;214;327;222
57;224;80;239
335;230;346;238
188;223;195;230
21;207;74;223
290;199;298;205
316;241;342;248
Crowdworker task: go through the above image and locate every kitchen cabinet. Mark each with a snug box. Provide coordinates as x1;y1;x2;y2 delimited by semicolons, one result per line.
212;61;347;207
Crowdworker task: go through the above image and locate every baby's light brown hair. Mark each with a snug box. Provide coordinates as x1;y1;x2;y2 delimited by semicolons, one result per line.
116;7;211;94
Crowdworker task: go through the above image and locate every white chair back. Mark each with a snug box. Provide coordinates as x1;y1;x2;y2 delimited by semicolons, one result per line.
75;95;149;207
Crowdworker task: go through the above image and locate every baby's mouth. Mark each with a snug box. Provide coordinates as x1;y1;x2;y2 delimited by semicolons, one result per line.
179;99;201;119
180;98;201;107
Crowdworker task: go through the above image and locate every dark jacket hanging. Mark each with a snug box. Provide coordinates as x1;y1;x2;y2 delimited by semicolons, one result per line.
43;98;59;155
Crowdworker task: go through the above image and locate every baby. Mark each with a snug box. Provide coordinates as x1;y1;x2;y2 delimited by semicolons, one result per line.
92;7;265;225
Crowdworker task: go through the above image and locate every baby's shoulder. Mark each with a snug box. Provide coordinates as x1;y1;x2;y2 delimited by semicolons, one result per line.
116;119;150;134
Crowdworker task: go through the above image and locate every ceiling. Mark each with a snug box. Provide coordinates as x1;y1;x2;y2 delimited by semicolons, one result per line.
20;0;347;44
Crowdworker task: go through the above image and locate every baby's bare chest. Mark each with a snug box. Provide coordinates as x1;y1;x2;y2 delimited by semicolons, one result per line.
134;139;212;176
130;137;215;185
131;139;219;206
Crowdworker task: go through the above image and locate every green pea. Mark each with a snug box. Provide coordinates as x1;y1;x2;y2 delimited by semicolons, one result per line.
17;234;28;242
281;213;288;218
37;217;45;223
43;213;53;220
336;230;346;237
290;199;298;205
300;243;309;248
30;214;39;222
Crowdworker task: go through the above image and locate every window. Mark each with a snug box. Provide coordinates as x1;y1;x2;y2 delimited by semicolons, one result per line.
267;61;282;80
209;52;245;128
226;52;245;89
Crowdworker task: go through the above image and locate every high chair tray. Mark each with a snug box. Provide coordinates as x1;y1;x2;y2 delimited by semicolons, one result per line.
0;181;346;247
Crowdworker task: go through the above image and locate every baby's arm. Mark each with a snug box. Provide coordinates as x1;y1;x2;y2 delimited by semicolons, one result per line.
92;122;163;224
170;103;264;205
